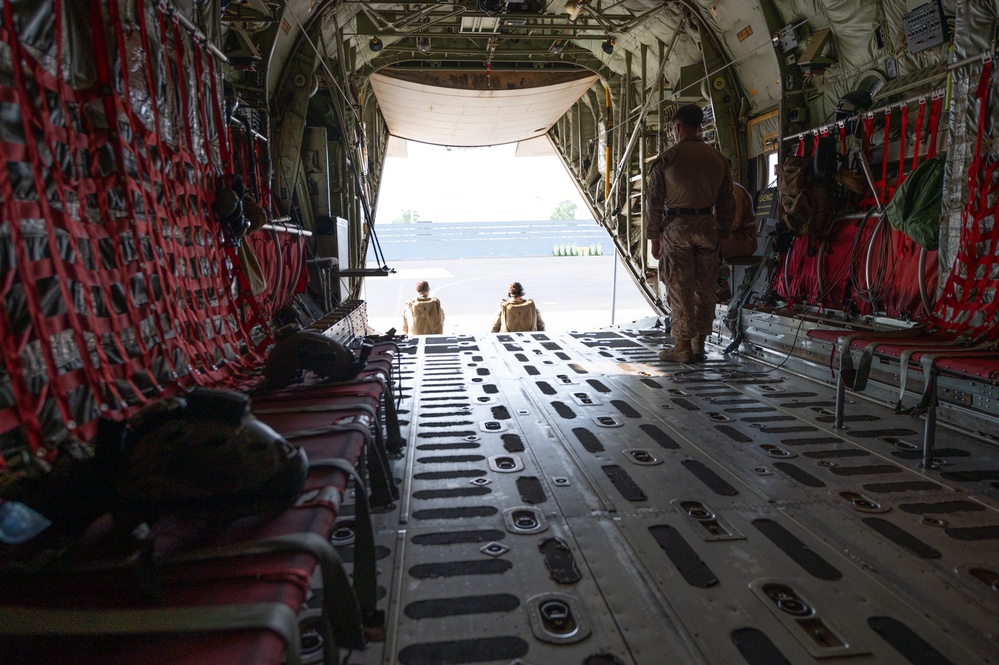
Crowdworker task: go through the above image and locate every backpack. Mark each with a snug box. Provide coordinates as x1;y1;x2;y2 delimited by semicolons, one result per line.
778;155;836;241
408;297;444;335
264;329;372;389
501;300;537;332
110;388;309;521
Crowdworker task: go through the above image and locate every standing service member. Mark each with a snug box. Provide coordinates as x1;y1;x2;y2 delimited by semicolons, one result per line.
647;104;736;362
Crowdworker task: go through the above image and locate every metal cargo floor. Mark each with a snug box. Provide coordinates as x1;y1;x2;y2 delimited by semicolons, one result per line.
343;329;999;665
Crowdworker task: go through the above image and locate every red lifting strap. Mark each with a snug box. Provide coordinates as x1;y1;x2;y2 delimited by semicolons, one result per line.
861;113;874;160
880;107;892;202
910;98;927;173
897;103;909;186
926;95;943;160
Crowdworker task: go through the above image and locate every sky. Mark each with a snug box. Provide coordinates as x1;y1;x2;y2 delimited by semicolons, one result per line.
373;140;593;224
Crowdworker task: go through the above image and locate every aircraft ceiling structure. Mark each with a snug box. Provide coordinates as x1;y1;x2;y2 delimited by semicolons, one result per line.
231;0;971;306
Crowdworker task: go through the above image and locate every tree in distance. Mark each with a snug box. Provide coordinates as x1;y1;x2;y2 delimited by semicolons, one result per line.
549;199;577;220
393;209;421;223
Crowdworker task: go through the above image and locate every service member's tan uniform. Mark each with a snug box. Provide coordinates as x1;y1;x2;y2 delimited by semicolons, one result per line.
646;137;735;341
403;296;445;335
719;183;758;259
491;298;545;333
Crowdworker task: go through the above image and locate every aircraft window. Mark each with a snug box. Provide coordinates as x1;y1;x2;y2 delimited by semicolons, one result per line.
765;152;779;188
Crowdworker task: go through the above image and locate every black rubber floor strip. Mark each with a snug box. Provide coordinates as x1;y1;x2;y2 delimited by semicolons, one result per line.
398;636;529;665
863;480;942;493
762;392;818;399
672;397;700;411
417;431;479;439
898;501;984;514
940;469;999;482
555;352;571;360
724;406;776;413
569;363;588;374
491;405;511;420
682;460;739;495
778;400;835;409
573;427;604;453
552;401;577;419
412;506;499;520
752;519;842;580
416;443;481;451
524;365;540;376
640;423;681;449
414;470;487;480
829;464;903;476
408;559;513;579
816;414;879;423
773;462;826;488
802;449;870;459
862;517;941;558
535;381;556;395
892;448;969;460
502;433;525;452
602;464;647;501
781;437;844;445
759;425;817;434
741;415;796;422
867;616;955;665
404;594;520;619
413;487;493;500
583;655;627;665
944;525;999;541
587;379;612;393
517;476;547;504
416;454;486;464
641;378;663;389
483;384;499;394
716;425;752;443
648;524;718;587
411;529;506;545
731;627;792;665
538;537;582;584
542;341;562;350
611;399;641;418
848;428;919;438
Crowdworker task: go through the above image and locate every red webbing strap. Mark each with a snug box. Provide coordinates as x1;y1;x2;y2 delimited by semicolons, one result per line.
897;103;909;186
102;0;172;393
223;244;268;340
838;122;847;154
911;97;927;172
861;113;874;160
932;58;996;336
254;138;268;209
880;107;892;202
926;94;943;160
189;40;262;364
0;0;113;440
206;56;232;173
796;136;805;157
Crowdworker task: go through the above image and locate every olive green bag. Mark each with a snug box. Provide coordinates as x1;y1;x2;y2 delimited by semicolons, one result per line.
885;156;945;250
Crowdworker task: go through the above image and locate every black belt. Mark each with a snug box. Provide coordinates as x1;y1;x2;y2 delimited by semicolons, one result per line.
665;206;713;216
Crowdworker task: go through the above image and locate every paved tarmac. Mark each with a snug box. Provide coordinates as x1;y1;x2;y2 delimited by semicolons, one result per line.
360;255;660;336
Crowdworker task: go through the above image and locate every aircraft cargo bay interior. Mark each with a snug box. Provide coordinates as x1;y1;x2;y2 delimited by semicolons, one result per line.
2;1;999;664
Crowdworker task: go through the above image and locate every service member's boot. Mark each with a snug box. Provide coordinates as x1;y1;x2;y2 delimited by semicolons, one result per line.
658;338;694;363
691;335;706;362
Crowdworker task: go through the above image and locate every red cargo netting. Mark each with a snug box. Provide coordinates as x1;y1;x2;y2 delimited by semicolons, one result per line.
0;1;303;465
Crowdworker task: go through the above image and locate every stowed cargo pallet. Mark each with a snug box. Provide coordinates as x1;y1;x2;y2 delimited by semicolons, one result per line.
343;329;999;665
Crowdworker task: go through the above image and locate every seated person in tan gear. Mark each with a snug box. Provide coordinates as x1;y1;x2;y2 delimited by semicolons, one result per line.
717;183;760;302
402;280;445;335
491;282;545;332
720;183;758;259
